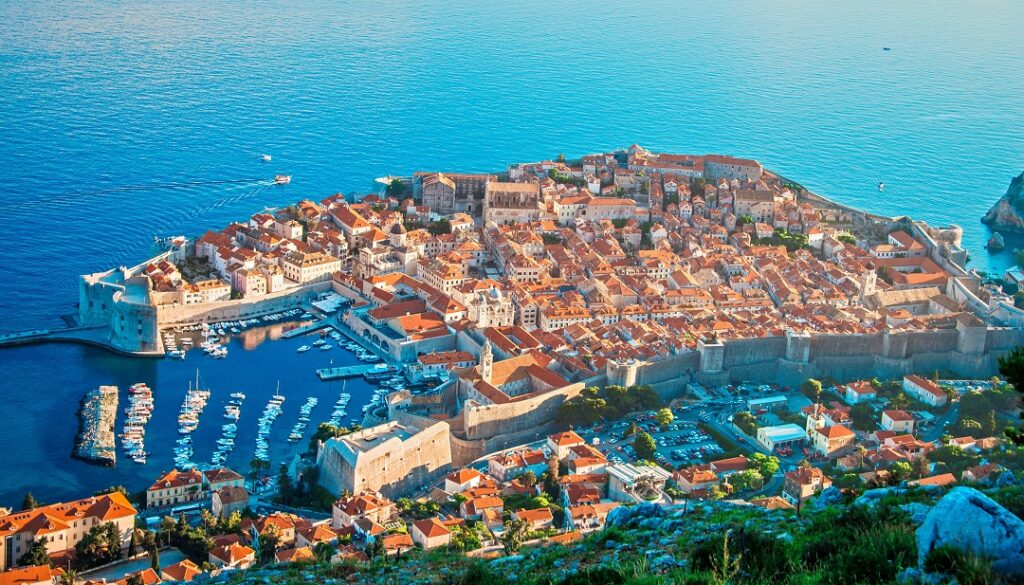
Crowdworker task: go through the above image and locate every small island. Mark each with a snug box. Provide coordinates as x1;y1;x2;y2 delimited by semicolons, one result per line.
72;385;119;467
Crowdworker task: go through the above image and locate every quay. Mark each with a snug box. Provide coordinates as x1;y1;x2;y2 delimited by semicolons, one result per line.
281;320;332;339
0;325;164;357
72;385;119;467
316;364;397;381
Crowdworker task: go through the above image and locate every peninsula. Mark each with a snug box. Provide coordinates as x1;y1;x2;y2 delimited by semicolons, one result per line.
2;145;1023;585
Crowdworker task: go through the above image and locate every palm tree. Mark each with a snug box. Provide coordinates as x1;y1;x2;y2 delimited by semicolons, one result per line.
59;569;79;585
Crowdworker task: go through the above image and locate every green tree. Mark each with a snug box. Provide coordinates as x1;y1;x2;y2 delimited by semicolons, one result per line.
850;402;877;431
125;575;143;585
313;541;335;563
18;540;51;567
519;470;537;488
727;469;764;492
634;430;657;461
892;461;912;482
733;412;758;436
749;453;780;478
500;519;528;554
542;455;561;499
654;407;674;428
150;545;160;573
59;569;78;585
890;392;913;410
387;178;406;196
801;379;823;403
912;456;931;479
74;522;123;569
258;524;281;565
21;492;39;511
248;458;269;492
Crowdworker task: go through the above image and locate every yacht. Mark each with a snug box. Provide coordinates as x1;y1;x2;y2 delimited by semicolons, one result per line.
274;174;292;184
297;345;311;353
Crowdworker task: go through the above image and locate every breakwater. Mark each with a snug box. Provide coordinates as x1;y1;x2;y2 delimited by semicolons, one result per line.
73;385;118;467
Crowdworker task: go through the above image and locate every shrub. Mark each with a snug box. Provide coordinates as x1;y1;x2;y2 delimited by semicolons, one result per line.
924;545;997;585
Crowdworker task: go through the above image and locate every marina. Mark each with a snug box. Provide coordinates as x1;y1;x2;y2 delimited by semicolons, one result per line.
173;372;212;469
326;382;351;428
120;383;154;464
254;385;286;462
209;391;245;466
287;396;319;442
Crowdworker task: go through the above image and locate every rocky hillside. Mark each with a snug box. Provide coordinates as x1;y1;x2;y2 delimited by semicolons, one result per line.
195;483;1024;585
982;171;1024;231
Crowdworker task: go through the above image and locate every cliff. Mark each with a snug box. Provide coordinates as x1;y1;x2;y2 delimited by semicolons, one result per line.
982;171;1024;231
192;483;1024;585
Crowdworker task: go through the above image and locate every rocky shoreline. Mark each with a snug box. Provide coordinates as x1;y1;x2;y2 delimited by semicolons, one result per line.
981;170;1024;233
72;385;118;467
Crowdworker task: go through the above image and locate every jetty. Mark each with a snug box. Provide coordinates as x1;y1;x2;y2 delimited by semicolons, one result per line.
73;385;119;467
281;320;332;339
317;364;397;381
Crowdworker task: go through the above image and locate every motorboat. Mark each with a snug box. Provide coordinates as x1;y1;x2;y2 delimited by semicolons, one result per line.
274;174;292;184
297;345;311;352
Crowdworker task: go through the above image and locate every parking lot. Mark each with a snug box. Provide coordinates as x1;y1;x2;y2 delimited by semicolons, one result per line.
574;409;726;469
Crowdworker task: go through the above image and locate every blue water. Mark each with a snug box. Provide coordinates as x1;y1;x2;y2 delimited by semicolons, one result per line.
0;0;1023;505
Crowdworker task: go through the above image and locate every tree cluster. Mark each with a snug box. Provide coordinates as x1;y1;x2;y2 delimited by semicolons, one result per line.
555;384;662;426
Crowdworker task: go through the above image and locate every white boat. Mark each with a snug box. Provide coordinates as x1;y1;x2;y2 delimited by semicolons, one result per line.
320;344;332;351
297;345;310;353
274;174;292;184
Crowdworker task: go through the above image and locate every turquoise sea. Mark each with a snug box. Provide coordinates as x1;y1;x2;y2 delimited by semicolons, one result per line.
0;0;1022;505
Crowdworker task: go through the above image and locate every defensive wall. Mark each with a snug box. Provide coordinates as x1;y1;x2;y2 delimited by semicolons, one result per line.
78;266;333;354
608;325;1024;396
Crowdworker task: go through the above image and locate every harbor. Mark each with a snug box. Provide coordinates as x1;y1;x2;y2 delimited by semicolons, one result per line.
73;385;119;467
0;300;407;505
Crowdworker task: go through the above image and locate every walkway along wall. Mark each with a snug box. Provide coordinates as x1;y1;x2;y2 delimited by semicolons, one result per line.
625;326;1024;396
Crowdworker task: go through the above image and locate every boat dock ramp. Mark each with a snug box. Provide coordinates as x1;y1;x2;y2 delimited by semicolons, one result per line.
281;320;333;339
317;363;397;381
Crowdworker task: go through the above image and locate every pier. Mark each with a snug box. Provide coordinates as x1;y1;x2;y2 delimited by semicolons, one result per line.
73;385;119;467
316;364;397;381
281;320;332;339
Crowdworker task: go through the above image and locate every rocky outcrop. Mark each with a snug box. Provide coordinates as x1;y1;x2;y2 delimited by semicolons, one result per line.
916;486;1024;576
981;171;1024;231
72;385;118;467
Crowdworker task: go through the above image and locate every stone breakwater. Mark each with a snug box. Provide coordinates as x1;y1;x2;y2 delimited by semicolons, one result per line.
72;385;118;467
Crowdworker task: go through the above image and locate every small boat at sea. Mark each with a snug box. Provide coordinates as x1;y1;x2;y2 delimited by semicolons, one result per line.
261;154;272;162
320;344;332;351
297;345;311;353
274;174;292;185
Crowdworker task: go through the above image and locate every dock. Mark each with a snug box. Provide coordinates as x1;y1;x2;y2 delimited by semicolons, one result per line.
73;385;119;467
281;320;332;339
317;364;397;381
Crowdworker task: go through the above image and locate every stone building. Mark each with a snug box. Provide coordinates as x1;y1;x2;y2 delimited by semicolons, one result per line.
483;182;541;225
316;421;452;499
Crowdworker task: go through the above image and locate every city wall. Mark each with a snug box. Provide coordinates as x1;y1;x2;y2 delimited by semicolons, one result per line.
79;269;331;353
615;326;1024;395
461;382;585;441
